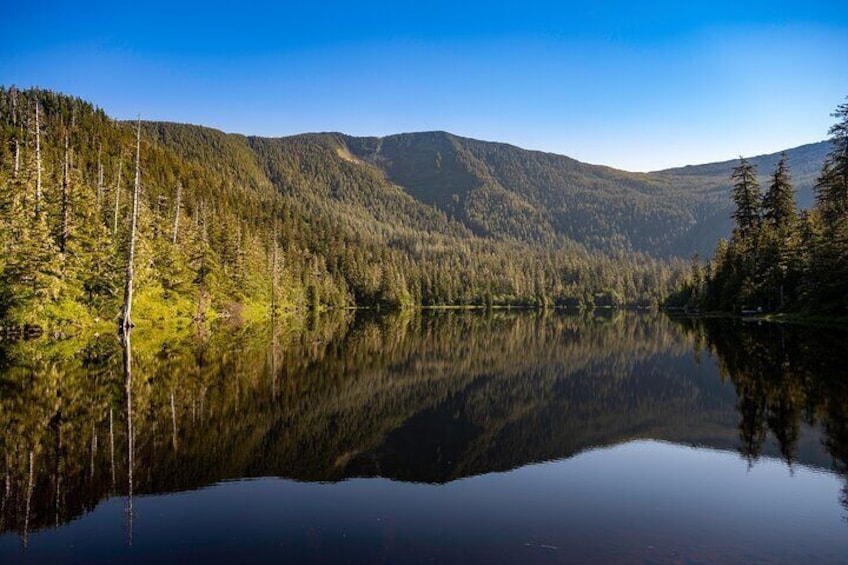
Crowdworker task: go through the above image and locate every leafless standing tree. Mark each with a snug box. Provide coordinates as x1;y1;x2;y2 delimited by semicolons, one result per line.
61;127;71;253
120;118;141;330
172;182;182;244
97;142;104;210
34;99;42;213
113;151;124;237
121;330;135;546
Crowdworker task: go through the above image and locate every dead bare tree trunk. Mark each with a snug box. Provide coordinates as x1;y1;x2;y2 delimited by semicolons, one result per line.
171;182;182;244
113;151;124;237
109;408;115;489
120;118;141;331
90;429;98;480
170;391;178;452
97;142;104;211
11;87;19;180
54;422;63;527
23;450;34;549
271;322;279;398
61;128;70;253
122;330;134;547
194;200;207;322
34;100;42;214
271;220;278;316
13;137;20;180
235;224;243;281
153;191;162;240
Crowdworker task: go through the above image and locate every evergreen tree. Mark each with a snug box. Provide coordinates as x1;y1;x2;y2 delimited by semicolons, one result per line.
730;157;762;241
817;99;848;224
760;155;798;310
763;153;796;231
0;87;696;328
810;98;848;312
680;95;848;316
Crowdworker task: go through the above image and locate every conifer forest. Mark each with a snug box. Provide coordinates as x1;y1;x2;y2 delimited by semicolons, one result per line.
0;87;846;331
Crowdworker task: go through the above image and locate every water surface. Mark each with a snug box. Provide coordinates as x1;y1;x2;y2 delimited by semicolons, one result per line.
1;312;846;563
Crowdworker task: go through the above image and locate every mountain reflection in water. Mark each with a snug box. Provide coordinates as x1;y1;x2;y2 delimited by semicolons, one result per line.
1;311;847;560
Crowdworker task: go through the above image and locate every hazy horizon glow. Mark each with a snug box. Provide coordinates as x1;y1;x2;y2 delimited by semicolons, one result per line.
2;1;847;171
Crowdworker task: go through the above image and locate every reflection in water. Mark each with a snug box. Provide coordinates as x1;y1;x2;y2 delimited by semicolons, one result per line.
0;311;846;545
121;329;134;547
675;316;848;513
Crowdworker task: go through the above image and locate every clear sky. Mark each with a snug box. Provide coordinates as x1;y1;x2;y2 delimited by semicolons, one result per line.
2;0;847;171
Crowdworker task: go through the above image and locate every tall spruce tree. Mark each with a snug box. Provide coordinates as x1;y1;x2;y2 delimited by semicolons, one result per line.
731;157;762;240
816;99;848;228
759;155;799;310
809;98;848;311
763;153;796;231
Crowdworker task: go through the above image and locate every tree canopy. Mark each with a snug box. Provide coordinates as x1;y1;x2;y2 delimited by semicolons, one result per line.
669;96;848;316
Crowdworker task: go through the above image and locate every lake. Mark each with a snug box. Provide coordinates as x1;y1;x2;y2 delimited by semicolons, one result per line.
1;312;847;563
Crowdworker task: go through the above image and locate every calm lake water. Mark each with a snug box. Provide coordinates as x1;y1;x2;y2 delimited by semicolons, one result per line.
1;312;847;563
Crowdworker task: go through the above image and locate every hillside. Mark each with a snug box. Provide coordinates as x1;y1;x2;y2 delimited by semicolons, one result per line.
341;132;828;258
653;141;831;252
655;140;829;202
150;126;830;260
0;88;680;329
0;86;832;327
344;132;699;255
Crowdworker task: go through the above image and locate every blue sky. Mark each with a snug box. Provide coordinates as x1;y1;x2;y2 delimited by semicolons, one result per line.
2;1;847;171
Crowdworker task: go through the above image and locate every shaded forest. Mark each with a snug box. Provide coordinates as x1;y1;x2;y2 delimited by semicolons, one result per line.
669;97;848;316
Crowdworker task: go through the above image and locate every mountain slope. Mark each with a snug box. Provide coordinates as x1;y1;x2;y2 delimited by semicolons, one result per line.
652;141;831;251
655;140;829;204
0;87;830;326
342;131;694;254
344;132;827;258
1;87;685;328
146;123;829;260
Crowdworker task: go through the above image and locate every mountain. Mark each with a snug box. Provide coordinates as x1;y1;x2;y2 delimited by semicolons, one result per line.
150;125;830;259
0;87;832;326
343;131;696;255
349;134;830;257
652;140;831;253
655;140;829;207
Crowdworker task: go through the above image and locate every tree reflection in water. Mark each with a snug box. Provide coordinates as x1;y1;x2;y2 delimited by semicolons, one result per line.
0;311;846;539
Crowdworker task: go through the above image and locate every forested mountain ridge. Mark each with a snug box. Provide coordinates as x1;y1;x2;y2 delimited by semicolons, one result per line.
149;125;830;259
655;140;829;200
653;141;831;252
0;86;834;328
345;131;699;255
249;130;829;258
0;87;685;329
